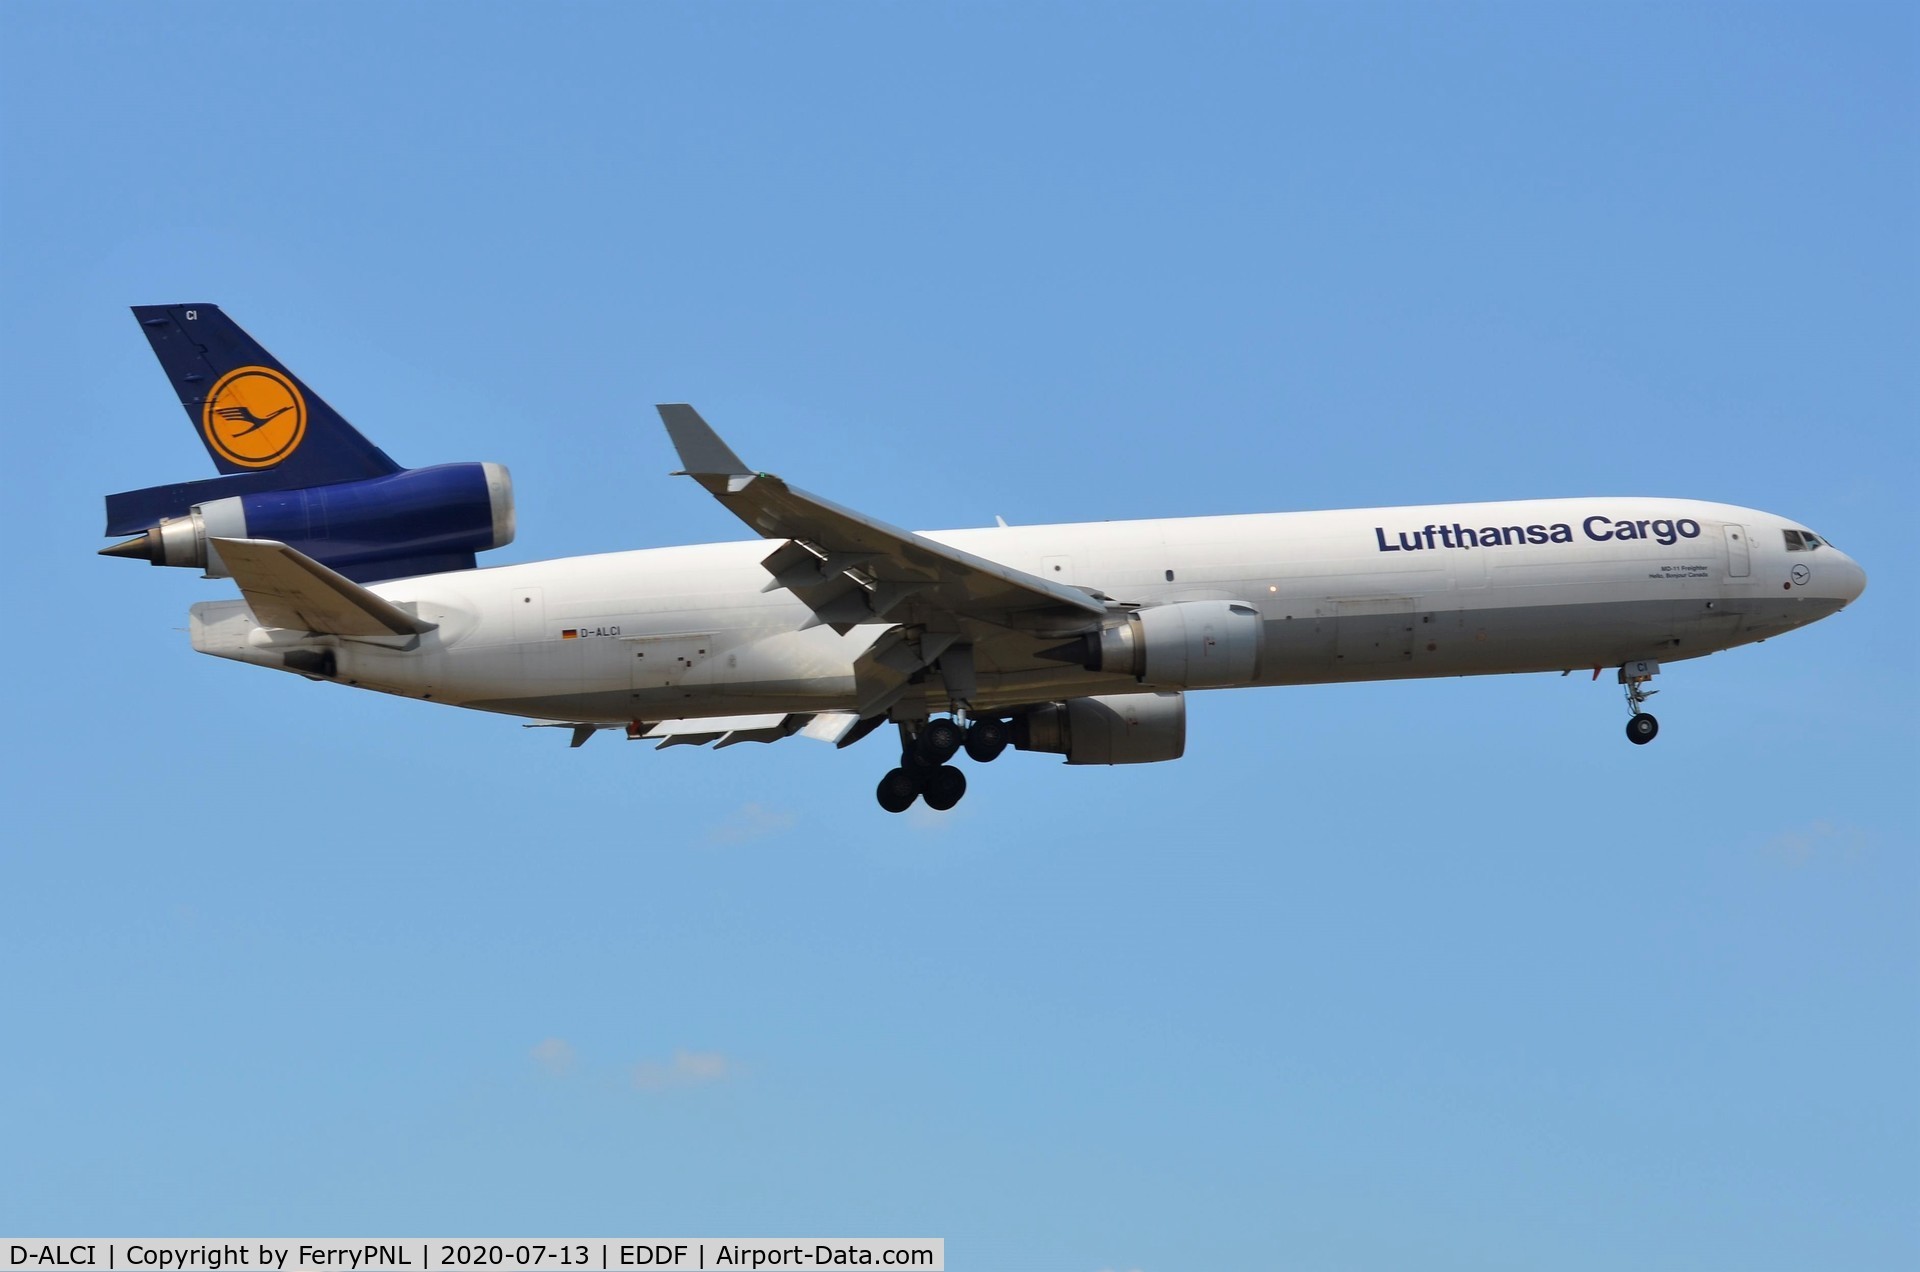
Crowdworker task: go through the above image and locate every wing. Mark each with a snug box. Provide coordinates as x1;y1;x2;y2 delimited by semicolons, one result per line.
211;537;437;639
527;711;870;750
657;404;1109;638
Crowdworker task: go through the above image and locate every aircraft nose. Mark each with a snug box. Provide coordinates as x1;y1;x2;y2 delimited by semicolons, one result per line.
1841;554;1867;603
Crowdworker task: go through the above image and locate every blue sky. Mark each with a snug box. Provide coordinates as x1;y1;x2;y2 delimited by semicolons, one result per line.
2;3;1914;1268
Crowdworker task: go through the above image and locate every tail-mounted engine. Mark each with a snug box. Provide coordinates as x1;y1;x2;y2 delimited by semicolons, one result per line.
103;304;517;584
1044;599;1263;688
101;461;514;584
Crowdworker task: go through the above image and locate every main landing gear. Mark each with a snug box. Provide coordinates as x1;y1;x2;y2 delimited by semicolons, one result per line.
1620;659;1660;745
875;716;1009;813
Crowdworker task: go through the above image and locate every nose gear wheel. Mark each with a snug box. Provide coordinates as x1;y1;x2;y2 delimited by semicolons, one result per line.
1619;662;1660;745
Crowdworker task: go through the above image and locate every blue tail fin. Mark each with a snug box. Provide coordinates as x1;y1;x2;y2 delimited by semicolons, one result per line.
106;306;516;583
131;304;400;483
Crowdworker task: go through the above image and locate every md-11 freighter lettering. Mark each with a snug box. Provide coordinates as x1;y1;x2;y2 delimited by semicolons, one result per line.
1374;515;1704;553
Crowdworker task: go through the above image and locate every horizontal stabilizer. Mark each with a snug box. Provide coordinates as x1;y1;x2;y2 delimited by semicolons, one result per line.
106;470;320;537
211;537;437;637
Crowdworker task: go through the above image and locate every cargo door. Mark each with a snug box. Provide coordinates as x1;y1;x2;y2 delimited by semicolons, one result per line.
512;587;545;643
1335;598;1415;667
627;633;713;690
511;586;584;699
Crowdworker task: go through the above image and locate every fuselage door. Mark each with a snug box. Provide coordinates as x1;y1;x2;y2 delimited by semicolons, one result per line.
628;633;713;689
1724;525;1751;579
512;587;545;643
1335;597;1416;667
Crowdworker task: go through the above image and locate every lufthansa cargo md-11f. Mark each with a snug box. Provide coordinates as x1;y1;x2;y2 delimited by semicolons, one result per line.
103;306;1866;812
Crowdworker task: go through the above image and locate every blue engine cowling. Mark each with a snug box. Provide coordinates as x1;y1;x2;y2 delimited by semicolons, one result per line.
103;462;515;583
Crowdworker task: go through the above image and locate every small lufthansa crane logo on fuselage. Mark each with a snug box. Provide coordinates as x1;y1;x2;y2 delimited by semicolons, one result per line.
202;366;307;467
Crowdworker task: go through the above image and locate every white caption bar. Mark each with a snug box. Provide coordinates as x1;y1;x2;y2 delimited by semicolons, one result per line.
2;1242;942;1272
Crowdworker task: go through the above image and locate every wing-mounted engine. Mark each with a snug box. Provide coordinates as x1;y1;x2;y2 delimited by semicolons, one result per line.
1011;691;1186;765
102;461;515;584
1043;599;1263;688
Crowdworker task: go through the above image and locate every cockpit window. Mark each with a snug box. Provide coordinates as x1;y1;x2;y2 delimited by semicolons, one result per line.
1784;530;1808;551
1804;533;1824;549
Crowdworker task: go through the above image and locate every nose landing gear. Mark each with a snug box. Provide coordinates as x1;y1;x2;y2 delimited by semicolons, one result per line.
1619;659;1660;745
875;716;1007;812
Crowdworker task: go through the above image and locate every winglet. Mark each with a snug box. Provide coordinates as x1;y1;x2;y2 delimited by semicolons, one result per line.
657;404;751;478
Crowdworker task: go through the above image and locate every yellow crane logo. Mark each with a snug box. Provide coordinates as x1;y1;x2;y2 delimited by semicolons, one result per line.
201;366;307;467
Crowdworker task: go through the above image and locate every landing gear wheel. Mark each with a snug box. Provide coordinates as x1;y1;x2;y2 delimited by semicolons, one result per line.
921;765;967;811
1625;713;1659;745
876;767;922;813
964;718;1010;763
918;718;964;764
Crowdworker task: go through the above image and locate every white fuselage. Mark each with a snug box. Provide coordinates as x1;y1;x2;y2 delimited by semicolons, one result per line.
188;496;1865;725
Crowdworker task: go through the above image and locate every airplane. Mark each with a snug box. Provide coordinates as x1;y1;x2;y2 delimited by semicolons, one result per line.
102;305;1867;812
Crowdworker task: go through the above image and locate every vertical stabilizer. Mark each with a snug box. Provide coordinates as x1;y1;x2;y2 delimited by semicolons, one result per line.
131;304;401;484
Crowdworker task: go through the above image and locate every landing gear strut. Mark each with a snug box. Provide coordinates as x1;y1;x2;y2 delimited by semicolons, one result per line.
1619;659;1660;745
873;716;1007;812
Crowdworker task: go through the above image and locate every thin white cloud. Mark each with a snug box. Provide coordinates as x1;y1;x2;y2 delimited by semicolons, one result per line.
633;1049;735;1091
1762;819;1870;866
708;802;798;845
531;1037;577;1077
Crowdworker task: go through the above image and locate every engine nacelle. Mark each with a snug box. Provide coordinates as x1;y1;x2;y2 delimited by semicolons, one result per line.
1065;600;1263;688
1012;691;1186;765
104;462;514;582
